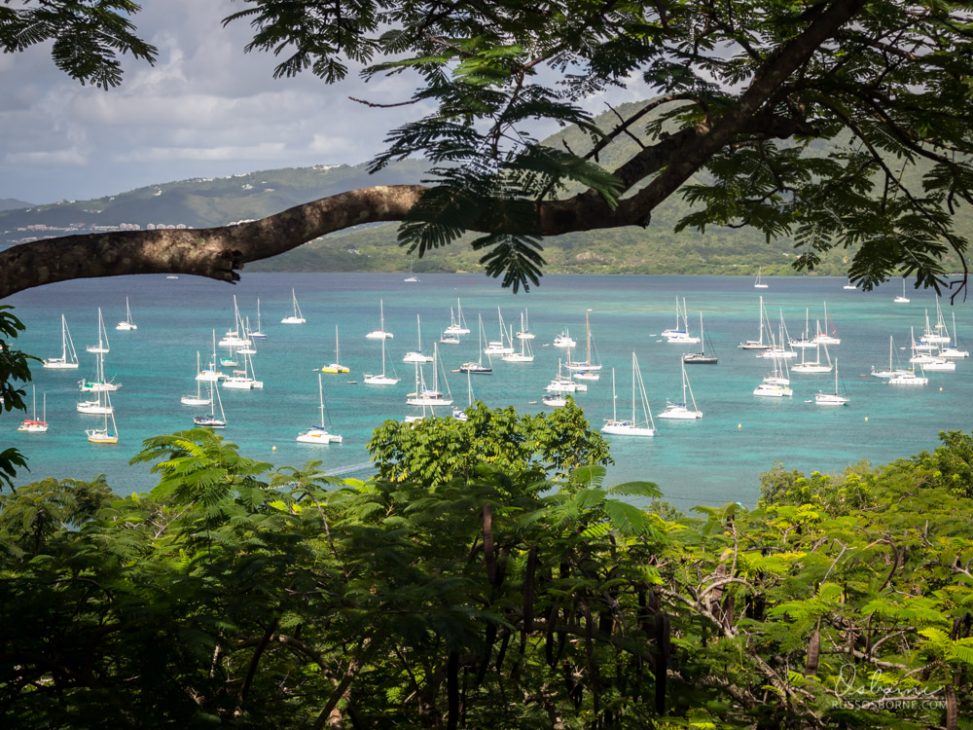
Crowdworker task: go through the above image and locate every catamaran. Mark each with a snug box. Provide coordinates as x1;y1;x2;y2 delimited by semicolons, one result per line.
18;386;48;433
296;374;343;444
406;343;453;406
657;361;702;419
791;323;832;373
115;297;137;331
366;299;394;339
222;351;263;389
602;354;656;437
43;314;80;370
281;288;306;324
321;326;351;373
443;299;471;337
941;313;970;358
552;330;576;349
545;360;587;394
661;298;700;344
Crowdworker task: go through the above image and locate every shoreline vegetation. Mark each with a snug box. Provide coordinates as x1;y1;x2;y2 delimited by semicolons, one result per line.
1;403;970;728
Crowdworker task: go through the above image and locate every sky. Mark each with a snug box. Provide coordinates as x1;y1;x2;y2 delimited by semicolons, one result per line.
1;1;654;206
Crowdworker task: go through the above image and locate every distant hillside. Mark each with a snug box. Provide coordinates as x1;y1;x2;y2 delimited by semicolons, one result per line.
2;102;966;278
0;198;31;212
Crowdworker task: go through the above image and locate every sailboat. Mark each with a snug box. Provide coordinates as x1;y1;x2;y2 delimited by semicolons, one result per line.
815;359;849;406
443;299;471;337
602;354;656;437
363;334;400;385
552;329;576;349
941;313;970;359
565;309;602;371
403;314;435;363
296;374;343;444
281;288;306;324
406;343;453;406
77;353;115;413
888;358;928;386
249;298;268;339
683;312;718;364
759;309;797;359
791;323;832;373
484;308;515;356
662;299;700;344
753;346;793;397
754;268;768;289
18;386;48;432
222;350;264;389
516;308;535;340
453;369;474;421
658;361;702;419
457;315;493;374
321;326;351;373
193;379;226;428
920;298;951;345
812;302;841;345
85;308;110;354
502;312;535;363
86;390;119;444
366;299;394;339
546;359;587;394
738;296;770;350
181;353;213;406
115;297;137;331
43;314;80;370
871;336;911;379
197;330;225;382
219;296;250;348
789;308;815;349
894;278;910;304
78;348;121;392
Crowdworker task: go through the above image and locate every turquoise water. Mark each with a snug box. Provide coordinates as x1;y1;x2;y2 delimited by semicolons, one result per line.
5;272;972;509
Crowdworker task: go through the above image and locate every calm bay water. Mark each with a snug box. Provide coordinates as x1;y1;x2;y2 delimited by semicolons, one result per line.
5;272;972;509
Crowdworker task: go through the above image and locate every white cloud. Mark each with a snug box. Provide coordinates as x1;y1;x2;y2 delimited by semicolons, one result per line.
116;142;287;163
6;148;88;165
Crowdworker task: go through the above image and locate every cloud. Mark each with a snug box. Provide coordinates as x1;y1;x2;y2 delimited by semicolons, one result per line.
115;142;287;163
6;148;88;166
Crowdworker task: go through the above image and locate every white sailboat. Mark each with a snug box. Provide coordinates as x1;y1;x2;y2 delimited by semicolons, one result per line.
281;288;306;324
249;298;268;339
363;334;400;385
321;326;351;373
546;359;587;394
941;313;970;359
602;354;656;437
738;296;770;350
502;312;535;363
85;390;118;444
193;379;226;428
458;315;493;374
403;314;435;363
658;361;702;419
789;308;815;349
197;330;225;382
753;267;768;289
296;374;343;444
516;308;535;340
542;393;568;408
791;323;832;373
222;350;263;390
453;369;474;421
759;310;797;359
662;299;700;344
115;297;137;331
443;299;471;336
888;360;928;386
812;302;840;345
77;353;115;413
43;314;80;370
753;352;793;397
552;330;576;349
815;359;849;406
920;298;951;345
181;352;213;406
366;299;394;339
894;278;910;304
18;386;49;433
871;336;911;379
484;308;515;356
683;313;718;364
85;308;110;354
406;343;453;406
219;296;250;348
565;309;603;370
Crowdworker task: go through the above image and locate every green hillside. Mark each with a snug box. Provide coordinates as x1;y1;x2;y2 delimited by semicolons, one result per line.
2;101;966;278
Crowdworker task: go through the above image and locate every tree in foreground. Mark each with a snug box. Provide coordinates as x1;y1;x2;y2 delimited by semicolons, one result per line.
1;422;971;727
2;0;973;297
